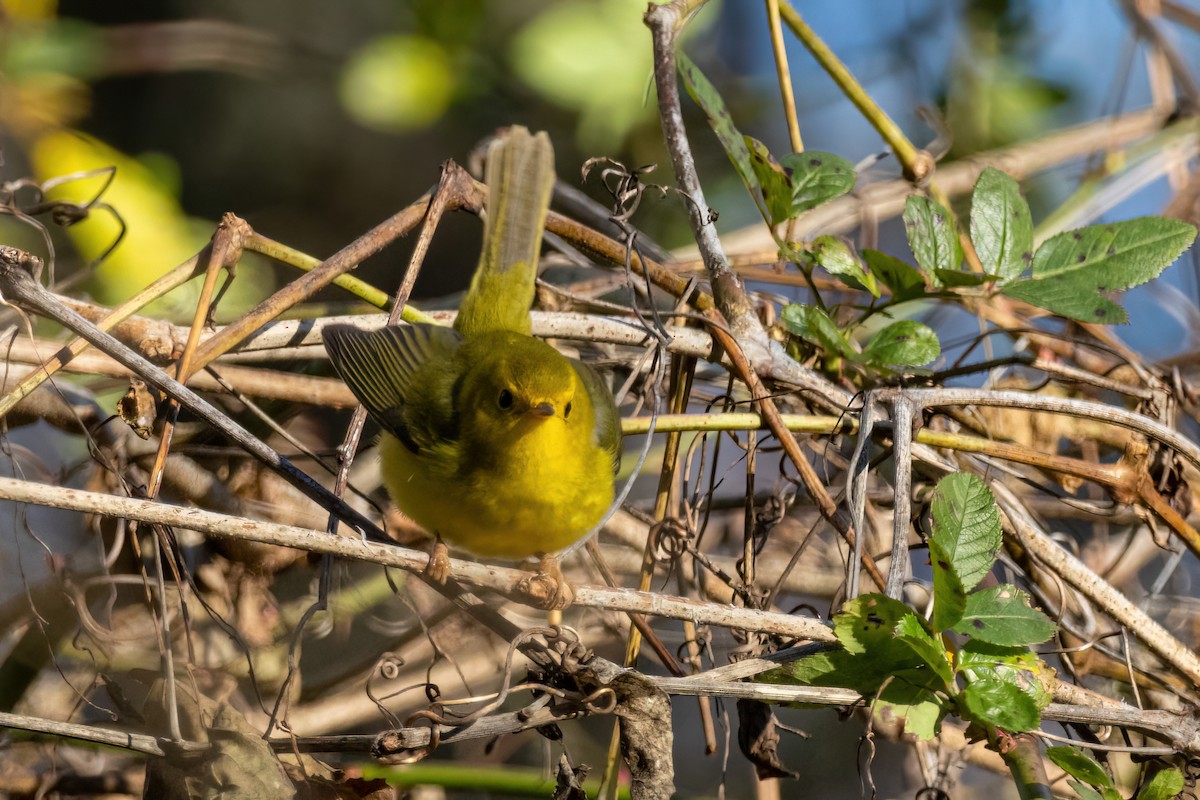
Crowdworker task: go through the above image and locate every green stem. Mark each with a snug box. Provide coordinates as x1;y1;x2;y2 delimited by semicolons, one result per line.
999;732;1055;800
246;234;437;324
777;1;928;180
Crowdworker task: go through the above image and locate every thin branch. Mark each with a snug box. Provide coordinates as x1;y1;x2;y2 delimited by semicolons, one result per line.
0;475;837;642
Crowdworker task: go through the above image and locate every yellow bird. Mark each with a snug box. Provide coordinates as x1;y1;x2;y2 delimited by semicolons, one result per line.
323;127;621;607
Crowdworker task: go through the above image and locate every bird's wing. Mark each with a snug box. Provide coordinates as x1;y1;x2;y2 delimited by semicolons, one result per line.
573;360;622;476
455;126;555;337
323;323;463;453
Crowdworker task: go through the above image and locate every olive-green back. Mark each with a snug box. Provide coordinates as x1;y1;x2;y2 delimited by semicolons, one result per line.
454;127;554;337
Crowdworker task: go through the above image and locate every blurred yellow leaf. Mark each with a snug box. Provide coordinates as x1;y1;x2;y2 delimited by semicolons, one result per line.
339;34;454;132
31;130;202;309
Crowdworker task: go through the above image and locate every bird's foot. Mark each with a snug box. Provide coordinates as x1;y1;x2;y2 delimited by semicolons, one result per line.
514;554;574;610
423;537;451;584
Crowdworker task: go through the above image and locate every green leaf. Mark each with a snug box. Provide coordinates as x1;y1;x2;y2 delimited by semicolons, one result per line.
780;304;856;359
875;680;947;740
779;151;857;216
929;535;967;633
932;269;998;287
970;167;1033;281
861;320;940;368
770;596;951;698
744;136;792;225
677;54;767;223
863;249;927;301
1102;789;1125;800
957;640;1054;712
1001;217;1197;324
959;675;1040;732
835;594;916;655
763;647;931;697
904;195;963;285
1075;782;1108;800
810;235;879;297
894;613;953;683
1046;746;1112;788
953;585;1057;646
930;473;1003;591
1068;781;1106;800
1137;767;1185;800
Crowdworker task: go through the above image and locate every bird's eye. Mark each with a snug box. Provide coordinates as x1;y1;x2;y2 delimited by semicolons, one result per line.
564;402;573;419
498;388;515;410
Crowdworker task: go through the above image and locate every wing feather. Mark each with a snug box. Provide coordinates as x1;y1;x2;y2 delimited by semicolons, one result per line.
323;323;462;452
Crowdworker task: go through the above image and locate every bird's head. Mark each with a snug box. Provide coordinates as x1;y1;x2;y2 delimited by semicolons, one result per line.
460;334;581;435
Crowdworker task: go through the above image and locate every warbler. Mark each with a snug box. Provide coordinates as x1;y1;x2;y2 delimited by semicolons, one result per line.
323;127;621;607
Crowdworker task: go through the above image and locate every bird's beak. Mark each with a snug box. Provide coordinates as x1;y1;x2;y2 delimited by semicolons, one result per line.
532;401;556;417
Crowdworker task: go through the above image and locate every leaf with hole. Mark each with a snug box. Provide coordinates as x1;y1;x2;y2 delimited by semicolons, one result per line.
677;54;768;223
1001;217;1196;323
778;150;856;217
745;136;793;225
971;167;1033;281
929;535;966;632
904;194;963;285
952;585;1057;646
835;594;915;655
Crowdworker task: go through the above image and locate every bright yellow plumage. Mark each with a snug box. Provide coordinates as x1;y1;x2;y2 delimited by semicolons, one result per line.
323;128;620;594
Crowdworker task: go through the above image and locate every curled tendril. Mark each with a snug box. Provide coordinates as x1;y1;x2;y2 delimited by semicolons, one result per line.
377;653;405;680
581;157;666;222
648;517;691;564
0;166;126;288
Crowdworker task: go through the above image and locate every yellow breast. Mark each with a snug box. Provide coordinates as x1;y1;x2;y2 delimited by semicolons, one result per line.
378;418;614;559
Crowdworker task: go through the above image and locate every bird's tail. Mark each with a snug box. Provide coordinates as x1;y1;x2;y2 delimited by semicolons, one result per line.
454;126;555;337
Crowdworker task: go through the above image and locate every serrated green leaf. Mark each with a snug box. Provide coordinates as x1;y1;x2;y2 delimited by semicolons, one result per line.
863;249;927;301
1137;767;1185;800
1068;780;1106;800
677;54;768;224
959;675;1040;731
1001;217;1197;324
894;613;953;683
957;640;1054;711
929;535;967;632
762;646;930;697
953;585;1057;646
875;680;947;740
930;473;1002;591
904;195;963;285
779;151;856;216
810;235;879;297
1047;746;1112;788
745;136;793;225
835;594;916;655
780;304;856;359
861;320;940;368
970;167;1034;281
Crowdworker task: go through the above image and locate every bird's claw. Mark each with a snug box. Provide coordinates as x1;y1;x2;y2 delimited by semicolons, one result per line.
514;554;574;610
423;538;451;584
